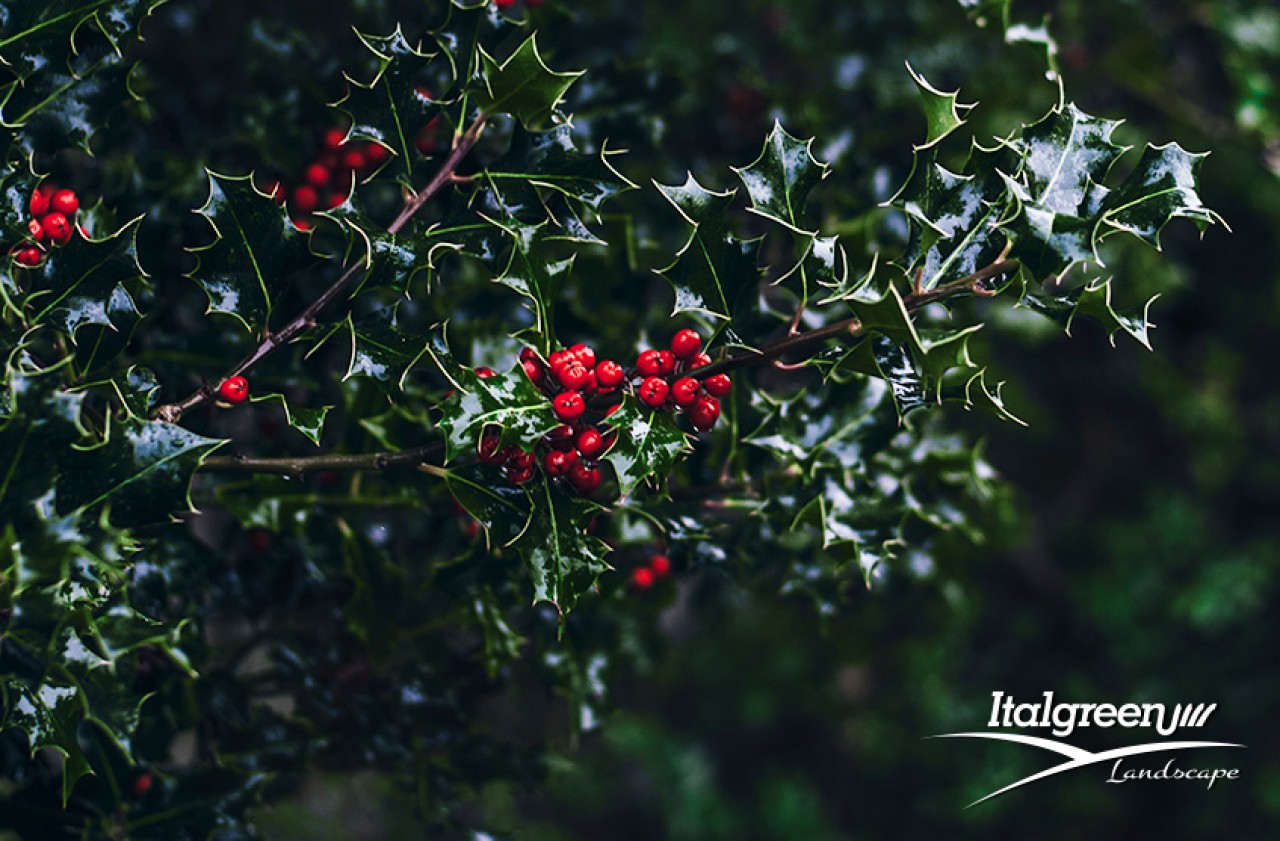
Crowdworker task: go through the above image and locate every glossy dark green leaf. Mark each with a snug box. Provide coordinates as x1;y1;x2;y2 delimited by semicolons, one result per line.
733;121;829;234
905;64;974;150
600;396;691;496
1;54;138;153
490;217;573;353
1098;142;1221;247
0;0;166;82
333;308;430;389
1018;275;1156;348
654;173;760;328
470;33;584;130
22;220;144;343
249;393;332;446
339;28;446;179
510;476;609;613
427;329;560;461
188;172;314;333
483;125;636;216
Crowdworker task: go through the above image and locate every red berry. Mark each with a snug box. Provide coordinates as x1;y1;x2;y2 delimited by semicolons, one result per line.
259;178;285;203
553;391;585;422
475;366;497;379
545;424;576;450
507;464;536;485
522;358;544;384
342;149;365;171
305;163;330;188
27;218;46;243
631;567;654;590
596;359;624;388
548;349;572;370
656;350;677;376
671;377;700;407
217;376;249;404
688;394;721;431
42;213;72;245
493;0;517;8
670;329;702;359
51;189;79;216
569;343;596;368
323;126;347;150
543;448;578;478
247;529;273;553
704;373;732;397
568;462;602;495
519;346;539;363
507;448;536;471
29;184;55;218
131;772;153;799
636;349;664;377
13;247;42;267
576;428;607;459
364;142;390;167
649;554;671;577
293;218;313;231
292;185;319;215
638;376;669;407
477;428;505;464
557;360;591;391
689;352;713;369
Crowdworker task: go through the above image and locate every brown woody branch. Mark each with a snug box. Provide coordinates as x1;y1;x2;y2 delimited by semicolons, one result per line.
152;117;489;425
200;442;444;476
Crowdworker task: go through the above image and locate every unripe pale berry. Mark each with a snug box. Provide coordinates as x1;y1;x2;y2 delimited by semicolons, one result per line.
576;428;607;459
638;376;669;407
671;377;700;407
218;376;250;404
670;329;702;359
596;360;624;388
553;391;585;422
688;394;721;431
42;213;72;245
703;373;732;397
51;189;79;216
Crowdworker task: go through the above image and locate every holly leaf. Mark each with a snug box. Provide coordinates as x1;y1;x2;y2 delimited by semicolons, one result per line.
654;173;760;328
426;329;560;461
470;33;584;130
332;308;430;390
1;53;139;154
733;121;829;234
22;219;145;343
339;27;446;179
249;393;332;446
906;63;974;150
601;396;691;496
0;0;166;83
188;172;315;334
483;125;636;217
1018;275;1157;348
509;476;610;614
1097;142;1222;248
490;217;574;353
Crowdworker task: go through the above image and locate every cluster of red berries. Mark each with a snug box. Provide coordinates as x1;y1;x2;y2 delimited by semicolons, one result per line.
217;375;250;405
259;126;390;230
631;329;730;431
631;553;672;590
9;183;82;268
477;348;614;495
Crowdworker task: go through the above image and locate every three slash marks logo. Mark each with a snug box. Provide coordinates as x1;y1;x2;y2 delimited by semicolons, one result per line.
932;692;1245;807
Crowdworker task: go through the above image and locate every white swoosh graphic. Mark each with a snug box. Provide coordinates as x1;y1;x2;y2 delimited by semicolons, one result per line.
929;732;1245;807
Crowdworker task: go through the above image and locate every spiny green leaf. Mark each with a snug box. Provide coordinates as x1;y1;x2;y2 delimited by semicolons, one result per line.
339;27;446;179
1098;142;1223;248
601;396;691;496
470;33;583;131
490;217;573;353
426;328;560;461
249;393;332;446
22;219;145;343
906;63;974;150
0;0;166;83
482;125;636;217
510;475;610;614
330;308;430;390
733;120;829;234
188;172;314;333
654;173;760;328
1018;275;1157;348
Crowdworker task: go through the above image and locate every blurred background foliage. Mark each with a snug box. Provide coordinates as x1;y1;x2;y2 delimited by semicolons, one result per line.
4;0;1278;837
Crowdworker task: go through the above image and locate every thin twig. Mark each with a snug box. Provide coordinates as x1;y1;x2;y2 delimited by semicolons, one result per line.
200;442;444;476
152;117;489;425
